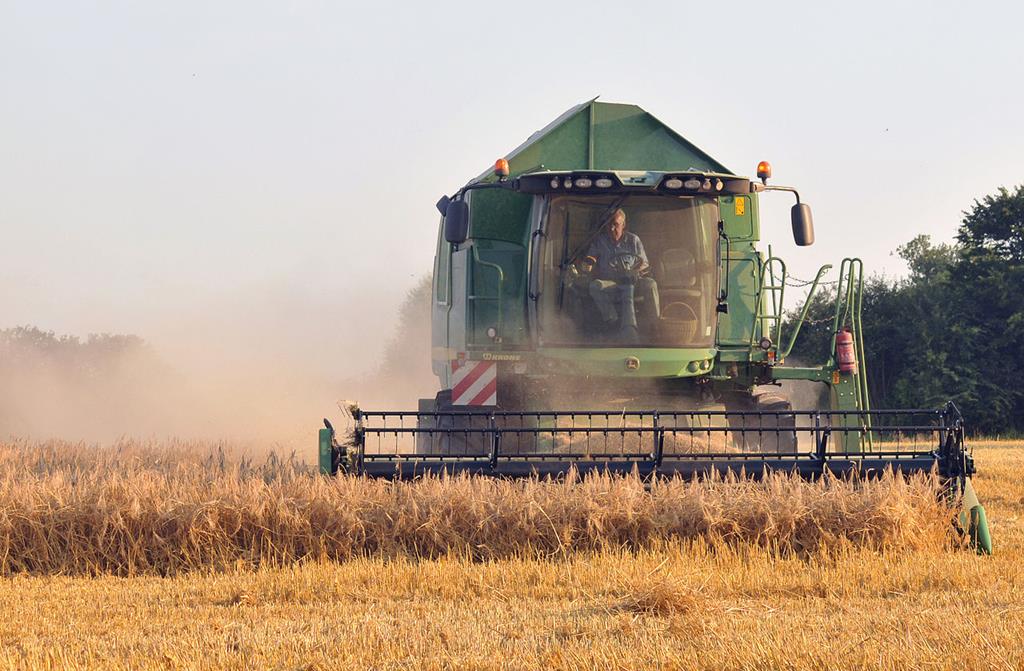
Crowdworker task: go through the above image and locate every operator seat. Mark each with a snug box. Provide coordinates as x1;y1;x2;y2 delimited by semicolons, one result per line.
656;248;701;302
654;248;702;342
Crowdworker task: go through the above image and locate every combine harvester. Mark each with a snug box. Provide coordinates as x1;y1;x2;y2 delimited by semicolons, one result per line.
320;99;991;552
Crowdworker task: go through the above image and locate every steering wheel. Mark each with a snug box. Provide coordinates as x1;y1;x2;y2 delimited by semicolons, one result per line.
607;252;644;281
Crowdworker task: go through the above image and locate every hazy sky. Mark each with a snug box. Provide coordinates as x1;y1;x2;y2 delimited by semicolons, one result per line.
2;1;1022;367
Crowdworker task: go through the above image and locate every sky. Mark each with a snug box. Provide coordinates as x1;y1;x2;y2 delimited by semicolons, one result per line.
2;0;1022;374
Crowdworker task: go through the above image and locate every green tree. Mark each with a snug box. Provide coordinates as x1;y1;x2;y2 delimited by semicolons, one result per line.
949;185;1024;432
885;236;965;412
786;185;1024;435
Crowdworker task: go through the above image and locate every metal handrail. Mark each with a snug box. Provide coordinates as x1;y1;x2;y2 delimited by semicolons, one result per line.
470;246;505;337
780;263;832;360
751;255;787;348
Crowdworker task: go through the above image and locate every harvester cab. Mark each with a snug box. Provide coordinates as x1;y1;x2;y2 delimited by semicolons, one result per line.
321;99;991;554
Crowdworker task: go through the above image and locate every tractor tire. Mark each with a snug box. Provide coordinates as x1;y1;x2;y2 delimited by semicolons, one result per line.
726;392;798;453
754;393;799;453
414;390;492;456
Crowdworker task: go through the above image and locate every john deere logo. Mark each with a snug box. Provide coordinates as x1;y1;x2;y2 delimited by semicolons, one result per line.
625;356;640;371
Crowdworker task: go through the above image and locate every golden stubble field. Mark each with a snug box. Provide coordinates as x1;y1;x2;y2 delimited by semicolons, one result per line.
0;441;1021;670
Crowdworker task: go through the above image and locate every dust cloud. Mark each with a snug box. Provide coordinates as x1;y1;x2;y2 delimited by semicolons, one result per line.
1;273;834;457
0;277;438;455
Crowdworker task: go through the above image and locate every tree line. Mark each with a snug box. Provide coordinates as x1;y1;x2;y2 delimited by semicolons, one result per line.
787;185;1024;435
0;327;149;378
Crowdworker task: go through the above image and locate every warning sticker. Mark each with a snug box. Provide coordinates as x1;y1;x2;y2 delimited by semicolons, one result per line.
734;197;746;216
450;360;497;406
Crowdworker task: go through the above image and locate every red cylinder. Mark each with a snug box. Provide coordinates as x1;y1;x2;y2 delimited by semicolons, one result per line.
836;329;857;373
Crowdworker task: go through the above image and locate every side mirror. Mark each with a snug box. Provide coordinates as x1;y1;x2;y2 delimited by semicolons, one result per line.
435;195;451;216
444;200;470;244
791;203;814;246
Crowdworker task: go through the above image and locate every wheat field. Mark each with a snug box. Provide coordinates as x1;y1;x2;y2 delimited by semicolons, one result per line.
0;439;958;574
0;441;1020;669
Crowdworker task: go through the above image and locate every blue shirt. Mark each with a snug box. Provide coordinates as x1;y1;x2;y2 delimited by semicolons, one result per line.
586;232;649;279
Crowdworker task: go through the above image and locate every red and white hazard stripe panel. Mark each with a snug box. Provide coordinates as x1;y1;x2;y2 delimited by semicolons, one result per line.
450;360;497;406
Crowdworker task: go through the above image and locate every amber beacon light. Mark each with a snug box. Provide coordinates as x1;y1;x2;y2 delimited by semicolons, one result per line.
494;158;510;179
756;161;772;184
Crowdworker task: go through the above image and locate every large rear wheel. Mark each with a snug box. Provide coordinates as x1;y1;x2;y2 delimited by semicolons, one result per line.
726;392;798;453
414;390;492;456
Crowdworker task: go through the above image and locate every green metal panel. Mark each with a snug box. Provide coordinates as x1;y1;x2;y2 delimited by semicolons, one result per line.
468;239;528;346
591;103;729;173
715;192;762;351
318;428;333;475
500;106;592;178
467;189;532;347
484;100;731;180
470;189;532;243
537;347;718;378
719;194;761;241
830;372;864;452
716;256;759;346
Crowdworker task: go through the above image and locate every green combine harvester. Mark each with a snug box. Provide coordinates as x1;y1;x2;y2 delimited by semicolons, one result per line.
320;99;991;553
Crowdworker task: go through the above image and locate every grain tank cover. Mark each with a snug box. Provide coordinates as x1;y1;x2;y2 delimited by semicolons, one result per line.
475;99;731;181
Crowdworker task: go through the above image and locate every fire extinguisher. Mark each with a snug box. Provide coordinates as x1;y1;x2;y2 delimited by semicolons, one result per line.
836;329;858;373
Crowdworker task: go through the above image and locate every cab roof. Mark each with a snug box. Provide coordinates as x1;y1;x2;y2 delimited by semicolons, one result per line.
473;98;731;183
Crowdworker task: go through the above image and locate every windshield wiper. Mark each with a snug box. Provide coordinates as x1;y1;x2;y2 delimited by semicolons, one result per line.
565;195;629;267
556;195;629;311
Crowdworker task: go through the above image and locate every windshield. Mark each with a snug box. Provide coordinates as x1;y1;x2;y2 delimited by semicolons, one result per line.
537;194;719;348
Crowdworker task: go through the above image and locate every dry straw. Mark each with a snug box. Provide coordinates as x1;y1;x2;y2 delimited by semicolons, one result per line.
0;439;956;576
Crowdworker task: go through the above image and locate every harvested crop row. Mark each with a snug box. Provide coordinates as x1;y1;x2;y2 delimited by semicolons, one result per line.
0;440;956;575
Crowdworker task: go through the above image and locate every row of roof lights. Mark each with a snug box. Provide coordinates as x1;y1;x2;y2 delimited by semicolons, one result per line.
549;176;615;189
664;177;725;192
495;159;755;194
545;175;726;191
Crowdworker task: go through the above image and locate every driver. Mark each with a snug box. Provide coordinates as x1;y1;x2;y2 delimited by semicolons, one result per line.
583;208;660;340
